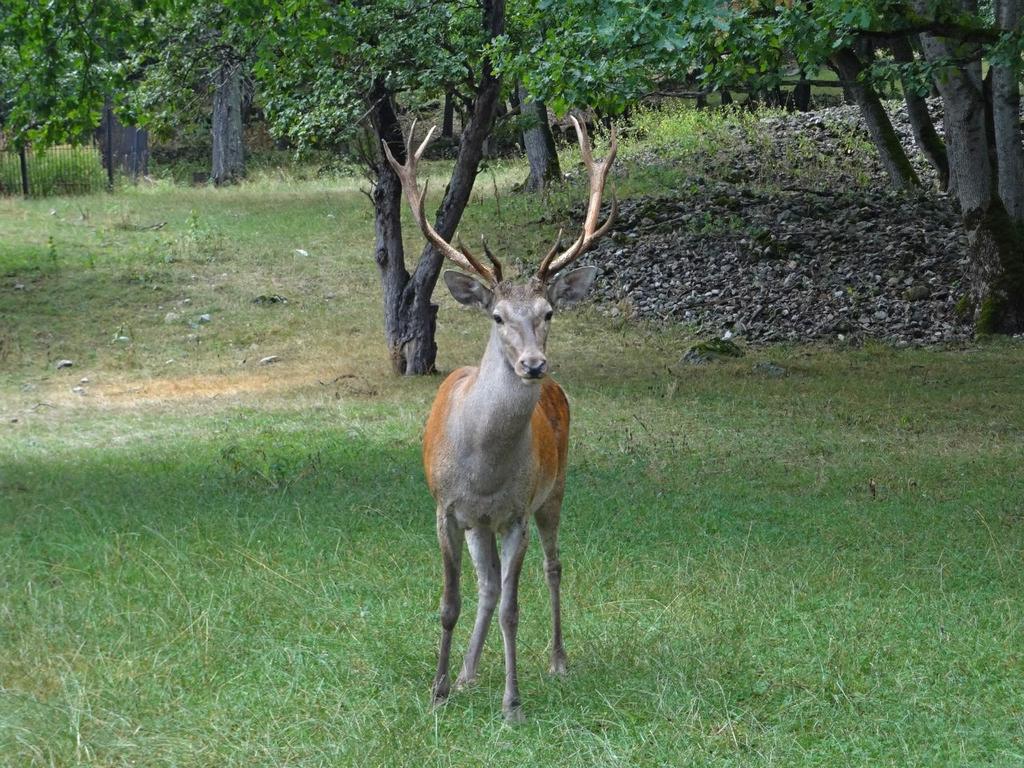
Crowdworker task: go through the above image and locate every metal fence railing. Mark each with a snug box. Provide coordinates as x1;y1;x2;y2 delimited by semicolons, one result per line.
1;106;149;197
0;144;110;197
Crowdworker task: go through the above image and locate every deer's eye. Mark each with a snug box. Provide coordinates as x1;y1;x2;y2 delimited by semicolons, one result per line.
493;314;504;325
544;311;553;322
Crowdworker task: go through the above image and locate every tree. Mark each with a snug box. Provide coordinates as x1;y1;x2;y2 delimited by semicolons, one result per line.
376;0;506;374
829;45;919;188
889;36;949;190
991;0;1024;221
2;0;509;370
0;0;141;147
210;59;245;185
125;3;252;184
915;13;1024;331
518;84;561;191
256;0;506;374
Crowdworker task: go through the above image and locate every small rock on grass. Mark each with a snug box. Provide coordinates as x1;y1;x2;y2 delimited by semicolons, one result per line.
252;294;288;305
752;361;787;378
56;359;74;370
259;355;281;365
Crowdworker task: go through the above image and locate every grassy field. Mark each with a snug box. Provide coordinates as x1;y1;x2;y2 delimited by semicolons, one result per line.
2;109;1023;767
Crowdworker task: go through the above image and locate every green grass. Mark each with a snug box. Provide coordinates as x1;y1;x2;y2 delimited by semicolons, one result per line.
2;104;1024;767
615;101;881;195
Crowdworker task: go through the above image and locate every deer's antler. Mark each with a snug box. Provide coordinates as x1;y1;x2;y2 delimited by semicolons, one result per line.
382;121;500;286
537;116;618;281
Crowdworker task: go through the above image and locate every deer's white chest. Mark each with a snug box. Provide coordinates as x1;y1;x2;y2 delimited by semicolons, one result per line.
435;437;537;532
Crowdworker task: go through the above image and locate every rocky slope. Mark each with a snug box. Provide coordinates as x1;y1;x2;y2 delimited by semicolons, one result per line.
581;103;974;345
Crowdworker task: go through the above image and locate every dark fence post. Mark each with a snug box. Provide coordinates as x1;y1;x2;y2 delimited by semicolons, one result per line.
19;146;29;197
104;101;114;190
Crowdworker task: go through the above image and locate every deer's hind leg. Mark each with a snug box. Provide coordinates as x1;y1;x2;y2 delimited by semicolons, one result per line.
432;510;464;704
535;490;567;676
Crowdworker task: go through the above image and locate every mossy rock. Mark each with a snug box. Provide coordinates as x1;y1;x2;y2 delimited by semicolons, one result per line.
681;338;745;365
712;194;742;210
903;285;930;302
954;295;973;320
745;228;790;260
976;295;1005;336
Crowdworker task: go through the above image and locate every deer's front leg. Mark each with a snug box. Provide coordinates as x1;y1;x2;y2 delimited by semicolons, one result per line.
498;516;530;722
457;528;500;689
433;511;464;704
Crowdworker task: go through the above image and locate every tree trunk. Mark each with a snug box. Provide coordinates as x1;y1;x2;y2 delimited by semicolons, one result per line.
792;78;811;112
518;84;561;191
830;47;920;188
442;92;455;139
889;37;950;190
508;85;521;148
992;0;1024;222
211;61;244;185
919;29;1024;333
761;86;784;108
368;83;413;374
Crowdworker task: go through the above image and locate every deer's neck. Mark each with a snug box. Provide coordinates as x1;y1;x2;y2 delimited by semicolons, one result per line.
457;327;540;450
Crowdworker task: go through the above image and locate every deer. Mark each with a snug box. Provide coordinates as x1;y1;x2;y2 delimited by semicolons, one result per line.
383;114;617;722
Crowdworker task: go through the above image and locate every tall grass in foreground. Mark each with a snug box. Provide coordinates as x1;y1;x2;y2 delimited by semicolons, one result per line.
2;343;1023;767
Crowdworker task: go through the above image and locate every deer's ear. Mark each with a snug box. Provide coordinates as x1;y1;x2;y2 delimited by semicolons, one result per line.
443;270;493;310
547;266;598;308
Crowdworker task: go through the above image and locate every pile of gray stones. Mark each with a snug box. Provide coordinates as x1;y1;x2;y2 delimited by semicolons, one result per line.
579;103;974;346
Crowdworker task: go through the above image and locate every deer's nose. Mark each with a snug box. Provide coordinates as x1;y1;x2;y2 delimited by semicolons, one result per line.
519;356;547;379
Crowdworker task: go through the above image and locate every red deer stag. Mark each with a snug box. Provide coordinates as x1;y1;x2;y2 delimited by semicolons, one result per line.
383;115;616;722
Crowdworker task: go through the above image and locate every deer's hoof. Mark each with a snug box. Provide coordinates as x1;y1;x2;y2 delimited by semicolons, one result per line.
454;672;476;691
502;694;525;724
549;652;568;677
503;705;526;724
431;677;451;705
